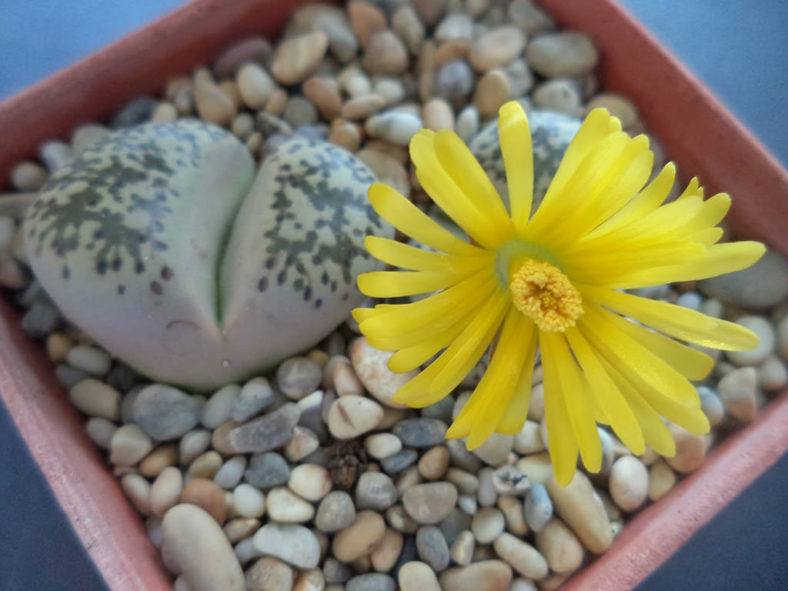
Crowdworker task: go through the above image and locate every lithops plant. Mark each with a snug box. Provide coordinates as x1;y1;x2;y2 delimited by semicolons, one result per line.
24;120;391;389
470;109;582;211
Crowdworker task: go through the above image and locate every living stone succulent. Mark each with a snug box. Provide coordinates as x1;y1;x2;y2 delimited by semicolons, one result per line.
24;120;392;389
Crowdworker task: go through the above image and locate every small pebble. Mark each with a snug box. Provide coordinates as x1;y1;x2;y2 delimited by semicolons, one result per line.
415;525;450;572
231;377;274;423
213;36;273;77
370;528;404;572
221;403;300;454
362;30;410;76
85;417;117;449
435;14;474;43
245;452;291;489
524;483;553;532
187;451;223;480
133;384;202;441
435;59;474;100
698;386;726;427
162;504;244;590
365;110;423;146
289;463;332;501
277;357;323;400
717;366;758;422
236;62;277;110
245;556;293;591
179;429;211;466
348;2;386;49
272;31;330;85
547;473;612;553
10;161;48;191
181;478;227;524
365;433;403;459
471;507;506;544
69;378;120;421
393;418;447;448
449;530;475;566
150;467;184;517
202;384;241;429
497;495;529;536
356;471;398;511
111;96;158;128
267;486;315;522
398;561;441;591
327;395;384;439
469;26;526;71
526;32;599;77
665;423;709;473
418;446;450;480
332;510;387;562
316;490;357;532
609;456;649;511
232;483;266;518
647;459;677;502
346;573;396;591
120;473;151;515
492;532;548;580
700;250;788;309
194;76;237;126
402;482;457;524
532;78;582;116
110;424;153;467
253;523;321;569
726;316;775;366
438;560;513;591
759;355;788;390
303;76;343;120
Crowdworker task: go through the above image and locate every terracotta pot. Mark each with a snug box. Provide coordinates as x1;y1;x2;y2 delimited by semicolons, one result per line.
0;1;785;589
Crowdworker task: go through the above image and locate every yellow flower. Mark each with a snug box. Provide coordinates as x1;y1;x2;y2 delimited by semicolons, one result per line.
352;101;764;486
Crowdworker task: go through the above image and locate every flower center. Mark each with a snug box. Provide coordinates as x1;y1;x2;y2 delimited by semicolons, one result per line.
508;258;583;332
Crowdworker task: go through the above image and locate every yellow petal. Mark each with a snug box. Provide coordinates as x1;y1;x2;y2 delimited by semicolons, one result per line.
540;330;579;486
564;326;645;454
368;182;484;256
602;311;714;381
601;359;677;457
359;270;497;351
449;308;536;448
433;130;512;229
612;241;765;288
542;331;602;473
358;269;464;298
579;306;710;435
365;236;490;273
497;101;534;229
411;130;512;249
496;334;538;434
585;285;760;351
392;292;510;407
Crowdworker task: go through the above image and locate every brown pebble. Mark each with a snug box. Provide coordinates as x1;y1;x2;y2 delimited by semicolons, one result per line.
362;30;409;76
341;94;386;120
194;75;236;126
422;98;454;131
391;5;425;56
435;39;470;67
181;478;227;524
348;2;387;49
469;26;526;71
473;69;511;118
265;88;289;115
328;119;362;152
666;424;709;473
272;31;329;85
236;62;277;109
357;148;411;198
140;444;178;477
213;36;273;77
302;76;343;120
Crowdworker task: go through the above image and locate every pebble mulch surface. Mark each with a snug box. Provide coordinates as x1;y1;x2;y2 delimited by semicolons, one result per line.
1;1;788;590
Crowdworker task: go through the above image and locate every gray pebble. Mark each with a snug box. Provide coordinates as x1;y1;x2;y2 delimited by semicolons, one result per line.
347;573;396;591
392;535;418;579
111;96;158;128
277;357;322;400
526;32;599;78
284;96;319;127
446;439;483;473
435;59;474;100
203;384;241;429
393;418;447;448
20;301;60;337
38;141;75;172
213;456;248;489
224;403;301;453
697;386;725;427
365;110;423;146
231;377;274;422
323;557;354;583
85;417;118;449
700;250;788;309
524;483;553;532
381;448;419;474
245;452;290;489
55;364;89;390
420;397;455;423
532;78;583;115
133;384;202;441
104;363;140;393
416;525;450;572
316;490;357;532
437;508;472;547
356;471;398;511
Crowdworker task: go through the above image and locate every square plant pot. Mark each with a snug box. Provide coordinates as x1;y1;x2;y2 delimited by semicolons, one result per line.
0;0;786;589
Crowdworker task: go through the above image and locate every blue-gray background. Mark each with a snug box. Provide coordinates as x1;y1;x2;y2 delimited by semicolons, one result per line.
0;1;786;589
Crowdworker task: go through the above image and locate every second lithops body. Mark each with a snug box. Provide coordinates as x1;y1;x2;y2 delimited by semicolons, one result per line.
25;120;391;389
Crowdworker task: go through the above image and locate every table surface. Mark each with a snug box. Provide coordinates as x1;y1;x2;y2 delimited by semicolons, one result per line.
1;1;786;590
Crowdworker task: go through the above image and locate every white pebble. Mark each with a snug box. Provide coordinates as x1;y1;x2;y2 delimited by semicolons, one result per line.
609;456;648;511
110;423;154;467
726;316;775;366
69;378;120;420
66;345;111;376
232;484;266;518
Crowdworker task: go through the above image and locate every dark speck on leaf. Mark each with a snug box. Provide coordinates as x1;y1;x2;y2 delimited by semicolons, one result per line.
135;261;145;274
265;257;276;269
258;277;268;292
303;287;312;301
150;281;163;295
277;270;286;285
161;266;173;280
341;293;349;301
314;298;322;309
62;267;70;280
96;260;107;275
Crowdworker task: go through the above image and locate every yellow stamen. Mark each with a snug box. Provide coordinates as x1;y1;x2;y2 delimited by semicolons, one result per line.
509;258;583;332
